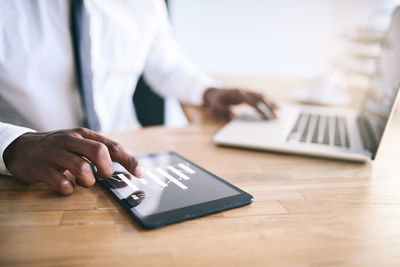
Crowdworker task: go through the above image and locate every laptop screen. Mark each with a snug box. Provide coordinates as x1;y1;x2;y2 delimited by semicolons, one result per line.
358;7;400;159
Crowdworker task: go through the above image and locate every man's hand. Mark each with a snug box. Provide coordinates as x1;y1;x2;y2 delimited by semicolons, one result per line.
3;128;144;196
203;88;279;120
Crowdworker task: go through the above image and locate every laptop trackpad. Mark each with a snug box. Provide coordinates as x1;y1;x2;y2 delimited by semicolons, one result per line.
216;104;300;144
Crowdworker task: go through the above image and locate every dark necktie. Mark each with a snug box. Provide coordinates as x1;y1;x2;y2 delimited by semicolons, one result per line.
70;0;101;131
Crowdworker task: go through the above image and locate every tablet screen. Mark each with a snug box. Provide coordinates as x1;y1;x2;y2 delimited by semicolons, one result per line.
100;152;241;218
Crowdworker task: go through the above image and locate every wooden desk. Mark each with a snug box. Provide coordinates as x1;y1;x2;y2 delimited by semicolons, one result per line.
1;79;400;266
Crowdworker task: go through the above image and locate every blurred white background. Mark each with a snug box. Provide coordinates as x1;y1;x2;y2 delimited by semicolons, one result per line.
169;0;399;77
165;0;400;126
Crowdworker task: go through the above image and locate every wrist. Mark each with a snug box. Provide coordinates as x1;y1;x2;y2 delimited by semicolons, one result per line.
203;88;219;107
3;133;28;169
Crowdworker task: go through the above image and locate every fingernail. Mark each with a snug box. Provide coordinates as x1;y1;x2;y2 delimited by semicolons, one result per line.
135;165;145;178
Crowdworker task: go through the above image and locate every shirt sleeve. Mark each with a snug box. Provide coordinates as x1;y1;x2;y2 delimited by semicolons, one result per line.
142;1;221;106
0;122;36;175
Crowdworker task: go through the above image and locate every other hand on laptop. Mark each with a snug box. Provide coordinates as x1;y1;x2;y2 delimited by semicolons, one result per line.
203;88;279;121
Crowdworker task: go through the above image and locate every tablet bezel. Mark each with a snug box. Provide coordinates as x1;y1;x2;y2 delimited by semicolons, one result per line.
98;151;253;229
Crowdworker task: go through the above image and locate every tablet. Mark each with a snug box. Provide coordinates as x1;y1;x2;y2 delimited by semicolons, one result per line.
96;151;253;229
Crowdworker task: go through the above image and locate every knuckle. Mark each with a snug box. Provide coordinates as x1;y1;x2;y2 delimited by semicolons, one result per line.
74;127;88;136
68;131;81;139
92;143;109;160
108;141;121;153
74;160;91;177
46;131;76;146
96;166;113;180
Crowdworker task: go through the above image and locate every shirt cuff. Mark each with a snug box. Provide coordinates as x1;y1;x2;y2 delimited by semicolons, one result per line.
0;123;36;176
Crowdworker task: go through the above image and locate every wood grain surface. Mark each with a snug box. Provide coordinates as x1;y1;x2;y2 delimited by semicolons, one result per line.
1;78;400;266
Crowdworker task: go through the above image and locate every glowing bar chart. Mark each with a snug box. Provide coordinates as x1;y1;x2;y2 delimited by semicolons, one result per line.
177;163;196;174
156;168;188;190
117;173;139;191
138;178;148;185
111;162;198;191
166;165;191;180
145;170;168;187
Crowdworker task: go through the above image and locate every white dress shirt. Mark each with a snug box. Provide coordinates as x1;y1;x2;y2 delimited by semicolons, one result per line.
0;0;217;174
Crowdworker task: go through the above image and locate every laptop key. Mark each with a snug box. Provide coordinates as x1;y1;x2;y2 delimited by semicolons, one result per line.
287;113;350;149
322;116;330;145
311;115;320;144
334;116;342;147
299;114;311;142
344;118;350;148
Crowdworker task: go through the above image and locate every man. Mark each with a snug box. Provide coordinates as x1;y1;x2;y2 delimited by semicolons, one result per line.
0;0;277;195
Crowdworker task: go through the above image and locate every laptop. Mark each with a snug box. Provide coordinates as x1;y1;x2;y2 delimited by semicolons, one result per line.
214;7;400;162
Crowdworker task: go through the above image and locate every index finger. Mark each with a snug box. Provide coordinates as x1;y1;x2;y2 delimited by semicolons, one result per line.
77;128;144;178
240;91;277;119
256;99;278;119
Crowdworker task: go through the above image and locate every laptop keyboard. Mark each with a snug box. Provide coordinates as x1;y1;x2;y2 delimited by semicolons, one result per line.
287;113;350;148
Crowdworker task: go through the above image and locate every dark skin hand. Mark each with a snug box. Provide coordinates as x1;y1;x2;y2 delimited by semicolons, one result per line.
3;128;144;196
203;88;278;120
3;88;277;196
